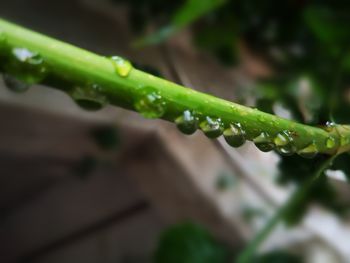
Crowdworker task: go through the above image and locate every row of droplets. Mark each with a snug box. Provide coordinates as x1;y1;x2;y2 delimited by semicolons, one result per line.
0;46;345;158
0;46;165;116
63;55;133;110
172;110;341;159
1;44;134;110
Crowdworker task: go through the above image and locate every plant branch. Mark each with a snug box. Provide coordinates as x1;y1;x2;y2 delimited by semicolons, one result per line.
0;18;350;155
236;155;336;263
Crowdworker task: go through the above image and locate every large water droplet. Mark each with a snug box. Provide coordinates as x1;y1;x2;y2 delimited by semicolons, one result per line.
326;121;336;127
325;136;336;149
70;84;108;111
12;47;43;64
258;116;265;122
253;132;275;152
110;56;133;77
134;90;166;118
175;110;198;135
2;74;30;93
200;117;224;138
5;47;47;84
297;142;318;159
223;123;246;147
274;131;296;156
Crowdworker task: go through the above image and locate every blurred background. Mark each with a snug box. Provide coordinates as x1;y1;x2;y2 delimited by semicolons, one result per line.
1;0;350;262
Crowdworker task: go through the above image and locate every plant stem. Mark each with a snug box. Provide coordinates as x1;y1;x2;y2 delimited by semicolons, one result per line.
236;156;336;263
0;18;350;154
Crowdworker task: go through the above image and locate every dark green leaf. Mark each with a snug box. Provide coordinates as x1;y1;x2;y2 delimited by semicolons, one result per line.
304;6;350;46
154;222;229;263
278;155;347;225
137;0;227;45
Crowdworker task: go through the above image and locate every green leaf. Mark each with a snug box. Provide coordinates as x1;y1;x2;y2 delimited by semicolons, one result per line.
193;14;238;65
304;6;350;46
278;155;347;225
137;0;227;45
173;0;227;28
154;222;229;263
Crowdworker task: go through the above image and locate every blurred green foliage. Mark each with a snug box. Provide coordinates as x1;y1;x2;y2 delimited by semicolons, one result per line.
216;171;237;190
154;222;302;262
278;155;350;225
154;222;230;263
114;0;350;124
113;0;350;259
113;0;350;200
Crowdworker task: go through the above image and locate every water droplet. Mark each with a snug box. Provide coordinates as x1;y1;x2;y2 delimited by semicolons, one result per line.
199;117;224;138
2;74;30;93
134;90;166;118
12;48;42;64
253;132;275;152
4;47;47;84
70;84;108;111
324;121;336;132
223;123;246;147
110;56;133;77
91;83;101;91
297;142;318;159
175;110;198;135
258;116;264;122
325;136;336;149
274;131;288;146
274;131;296;155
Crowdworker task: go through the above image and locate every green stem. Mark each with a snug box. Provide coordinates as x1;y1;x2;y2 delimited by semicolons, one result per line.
0;18;350;155
236;156;336;263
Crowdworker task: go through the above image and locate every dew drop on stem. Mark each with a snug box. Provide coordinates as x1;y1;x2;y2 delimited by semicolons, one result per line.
223;123;246;147
274;131;296;156
109;56;133;77
199;116;224;138
2;73;30;93
134;89;166;119
70;84;108;111
325;136;336;149
175;110;198;135
4;47;48;84
297;142;318;159
253;132;275;152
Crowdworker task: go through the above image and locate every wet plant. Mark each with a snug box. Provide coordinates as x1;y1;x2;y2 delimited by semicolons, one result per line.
1;12;350;262
0;19;349;158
